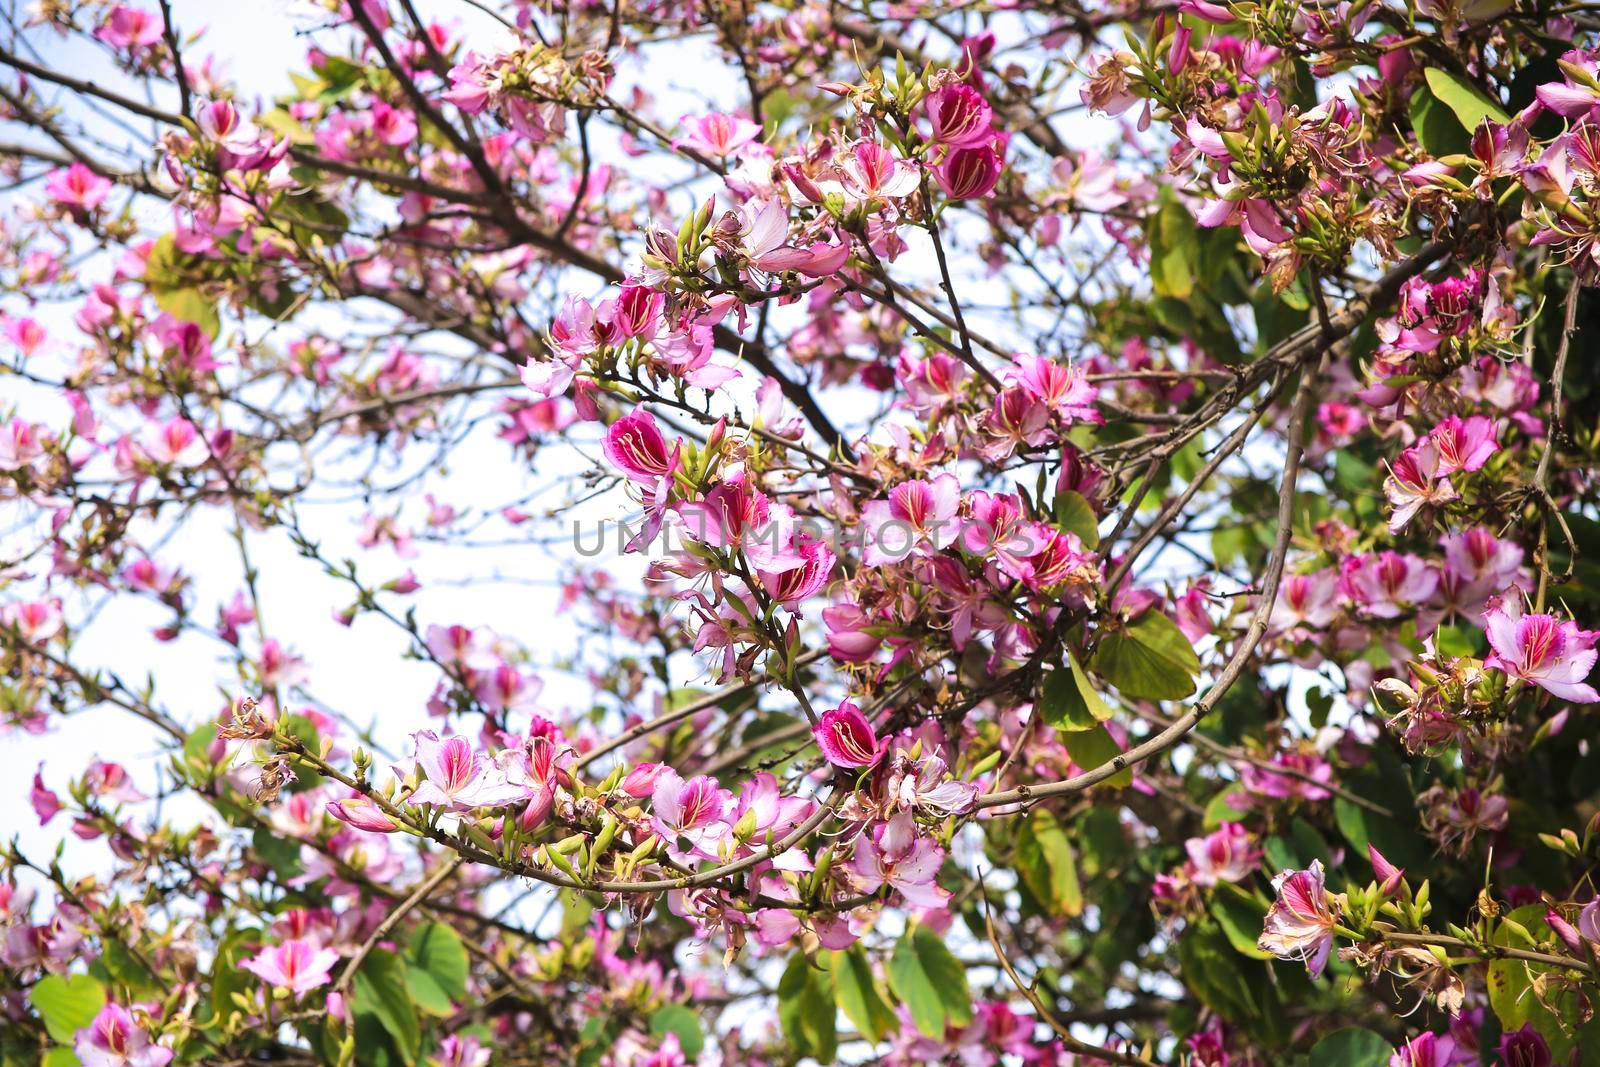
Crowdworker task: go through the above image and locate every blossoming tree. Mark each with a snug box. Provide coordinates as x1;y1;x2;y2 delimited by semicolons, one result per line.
3;0;1600;1064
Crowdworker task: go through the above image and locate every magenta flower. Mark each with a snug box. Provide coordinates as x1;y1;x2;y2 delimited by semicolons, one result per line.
44;163;112;212
814;701;885;769
1389;1032;1457;1067
1429;414;1497;475
601;407;679;485
74;1002;172;1067
31;764;61;824
1006;354;1100;423
935;143;1003;199
407;730;526;810
922;83;994;148
1482;594;1599;703
1184;822;1260;887
239;938;340;995
1496;1025;1551;1067
1258;860;1337;976
1369;844;1405;897
761;538;836;605
1384;440;1457;534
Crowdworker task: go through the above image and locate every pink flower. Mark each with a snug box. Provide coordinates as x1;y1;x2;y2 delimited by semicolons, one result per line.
601;407;679;485
840;141;921;200
650;769;732;855
1269;569;1340;632
1384;440;1458;534
430;1034;492;1067
678;112;763;157
31;764;61;824
611;285;664;339
1178;0;1234;21
140;417;209;467
1258;860;1337;976
923;84;994;148
4;316;47;358
94;5;164;50
1482;594;1599;703
0;418;48;470
74;1002;173;1067
1369;844;1405;897
1343;552;1439;619
848;811;949;908
1185;822;1260;886
1429;414;1498;475
3;598;63;643
239;938;340;995
761;538;836;605
1437;527;1524;617
327;795;397;833
860;473;962;566
44;163;112;212
1240;749;1332;802
1006;354;1100;422
814;701;884;768
1577;898;1600;944
621;762;667;798
935;143;1003;199
407;731;526;810
1389;1032;1458;1067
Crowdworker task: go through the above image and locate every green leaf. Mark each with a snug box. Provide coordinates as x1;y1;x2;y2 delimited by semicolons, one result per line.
1331;746;1426;870
353;948;419;1064
403;922;468;1017
1424;67;1511;131
145;234;220;339
1039;649;1115;732
1209;883;1273;960
1062;724;1134;788
1410;84;1471;158
251;827;303;880
1015;809;1084;916
43;1050;81;1067
30;975;105;1043
102;939;160;995
1150;192;1200;299
1178;921;1288;1043
830;946;897;1046
649;1004;706;1060
1310;1028;1393;1067
777;954;837;1062
887;927;971;1038
1092;611;1200;701
1052;490;1099;548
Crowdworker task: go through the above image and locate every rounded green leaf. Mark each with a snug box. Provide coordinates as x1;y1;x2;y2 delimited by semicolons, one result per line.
1092;612;1200;701
30;975;105;1044
1309;1028;1393;1067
